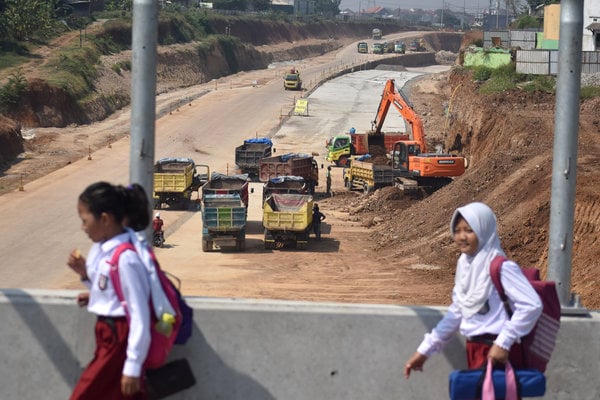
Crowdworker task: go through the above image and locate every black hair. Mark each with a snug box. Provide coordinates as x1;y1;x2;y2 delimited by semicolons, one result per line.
78;181;150;231
122;183;150;231
452;212;465;233
79;181;127;224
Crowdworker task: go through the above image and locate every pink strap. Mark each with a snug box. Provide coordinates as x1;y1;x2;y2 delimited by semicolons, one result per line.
482;359;518;400
482;359;495;400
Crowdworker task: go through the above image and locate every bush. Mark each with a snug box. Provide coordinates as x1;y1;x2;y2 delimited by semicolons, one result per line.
581;86;600;99
0;69;28;112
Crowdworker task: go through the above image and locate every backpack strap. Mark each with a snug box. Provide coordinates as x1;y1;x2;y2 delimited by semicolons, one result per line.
107;242;136;319
490;255;514;318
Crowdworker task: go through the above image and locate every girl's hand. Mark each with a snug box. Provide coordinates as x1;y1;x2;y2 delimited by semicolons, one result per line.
121;375;141;396
67;249;87;279
488;344;509;364
404;351;428;379
76;292;89;307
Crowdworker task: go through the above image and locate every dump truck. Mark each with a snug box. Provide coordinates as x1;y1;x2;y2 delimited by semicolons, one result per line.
263;193;313;250
357;42;368;53
153;157;209;209
326;132;409;167
201;194;247;252
262;175;309;201
371;42;384;54
372;28;382;40
201;173;250;209
283;68;302;90
343;156;395;194
235;138;272;179
259;153;318;195
394;41;406;54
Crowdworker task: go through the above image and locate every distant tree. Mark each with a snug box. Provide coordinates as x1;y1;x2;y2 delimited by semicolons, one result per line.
1;0;54;41
212;0;248;11
315;0;341;16
249;0;270;11
105;0;133;11
513;14;541;29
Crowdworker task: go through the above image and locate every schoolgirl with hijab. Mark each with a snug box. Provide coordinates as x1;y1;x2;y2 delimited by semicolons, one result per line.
67;182;150;399
404;202;542;379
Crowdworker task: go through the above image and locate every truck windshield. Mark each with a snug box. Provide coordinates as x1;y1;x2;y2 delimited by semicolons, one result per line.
285;74;298;81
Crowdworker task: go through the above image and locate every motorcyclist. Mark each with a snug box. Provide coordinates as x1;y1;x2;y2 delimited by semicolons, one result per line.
152;212;164;236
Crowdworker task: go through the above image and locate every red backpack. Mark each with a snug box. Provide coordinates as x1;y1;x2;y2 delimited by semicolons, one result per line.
490;256;561;373
108;242;183;369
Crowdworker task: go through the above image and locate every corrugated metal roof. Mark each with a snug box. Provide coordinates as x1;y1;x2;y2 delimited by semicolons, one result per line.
586;22;600;31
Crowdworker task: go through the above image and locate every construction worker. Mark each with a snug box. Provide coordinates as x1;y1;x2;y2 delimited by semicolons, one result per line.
326;166;332;197
312;204;326;241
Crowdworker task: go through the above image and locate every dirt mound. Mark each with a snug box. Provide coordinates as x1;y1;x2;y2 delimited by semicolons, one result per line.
0;116;23;166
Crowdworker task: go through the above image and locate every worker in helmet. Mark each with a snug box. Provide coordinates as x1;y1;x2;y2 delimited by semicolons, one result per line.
152;212;164;235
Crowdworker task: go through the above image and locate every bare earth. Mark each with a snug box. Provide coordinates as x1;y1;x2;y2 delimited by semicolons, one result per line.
2;30;599;310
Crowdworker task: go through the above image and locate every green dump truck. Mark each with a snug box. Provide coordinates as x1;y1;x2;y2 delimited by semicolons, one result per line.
263;193;313;250
343;157;394;194
201;194;247;252
153;157;209;209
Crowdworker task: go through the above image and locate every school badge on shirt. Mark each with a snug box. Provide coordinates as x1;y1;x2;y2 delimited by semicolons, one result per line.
98;274;108;290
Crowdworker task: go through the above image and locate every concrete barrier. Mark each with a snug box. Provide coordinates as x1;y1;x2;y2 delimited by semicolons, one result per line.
1;289;598;399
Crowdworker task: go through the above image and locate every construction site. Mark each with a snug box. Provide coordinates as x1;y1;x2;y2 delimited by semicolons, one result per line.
0;15;599;399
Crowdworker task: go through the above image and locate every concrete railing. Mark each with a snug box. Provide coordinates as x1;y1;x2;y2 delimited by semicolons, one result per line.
1;289;598;399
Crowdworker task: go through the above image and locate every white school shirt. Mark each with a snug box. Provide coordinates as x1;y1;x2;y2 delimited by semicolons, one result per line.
82;232;151;377
416;260;542;357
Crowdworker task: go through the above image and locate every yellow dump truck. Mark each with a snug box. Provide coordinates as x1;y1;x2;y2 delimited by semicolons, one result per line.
153;157;209;209
283;68;302;90
263;193;313;250
343;157;394;194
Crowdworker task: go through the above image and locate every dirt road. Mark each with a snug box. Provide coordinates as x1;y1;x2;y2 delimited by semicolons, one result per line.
1;37;452;305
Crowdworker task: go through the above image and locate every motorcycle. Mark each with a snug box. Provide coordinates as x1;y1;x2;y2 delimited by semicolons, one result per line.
153;230;165;247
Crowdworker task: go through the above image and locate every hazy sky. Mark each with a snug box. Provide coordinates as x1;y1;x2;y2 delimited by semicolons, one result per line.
339;0;521;13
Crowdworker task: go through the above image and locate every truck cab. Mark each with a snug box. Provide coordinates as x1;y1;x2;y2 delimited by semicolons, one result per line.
372;43;384;54
357;42;368;53
326;134;354;166
283;68;302;90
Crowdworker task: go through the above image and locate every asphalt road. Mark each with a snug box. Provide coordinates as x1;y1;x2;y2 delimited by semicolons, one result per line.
0;32;449;291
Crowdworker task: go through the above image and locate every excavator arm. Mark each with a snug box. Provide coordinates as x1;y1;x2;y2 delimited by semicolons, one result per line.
371;79;428;153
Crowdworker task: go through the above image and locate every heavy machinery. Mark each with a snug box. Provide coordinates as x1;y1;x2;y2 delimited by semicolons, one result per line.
263;193;313;250
283;68;302;90
259;153;319;195
326;132;408;167
153;157;209;209
375;79;465;193
343;156;394;194
372;28;382;40
357;42;368;53
235;137;272;180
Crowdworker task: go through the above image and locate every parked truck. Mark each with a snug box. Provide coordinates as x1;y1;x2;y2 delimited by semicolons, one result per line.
326;132;409;167
201;173;250;209
343;156;395;194
357;41;368;53
201;194;247;252
235;138;272;180
259;153;319;195
283;68;302;90
263;193;313;250
262;175;310;201
153;157;209;209
372;28;382;40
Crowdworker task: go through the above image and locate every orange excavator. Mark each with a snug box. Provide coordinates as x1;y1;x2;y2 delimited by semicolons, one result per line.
373;79;465;192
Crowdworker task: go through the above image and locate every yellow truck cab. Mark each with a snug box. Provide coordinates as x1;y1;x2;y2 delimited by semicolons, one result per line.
283;68;302;90
357;42;368;53
372;43;384;54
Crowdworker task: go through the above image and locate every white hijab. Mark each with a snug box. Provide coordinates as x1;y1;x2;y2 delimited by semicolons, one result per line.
450;202;506;319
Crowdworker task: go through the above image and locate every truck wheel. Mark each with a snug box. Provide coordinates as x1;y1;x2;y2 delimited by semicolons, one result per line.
345;178;352;190
363;184;372;194
202;240;211;252
236;239;246;251
297;241;307;250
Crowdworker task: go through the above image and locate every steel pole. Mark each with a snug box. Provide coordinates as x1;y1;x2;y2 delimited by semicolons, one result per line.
547;0;584;311
130;0;158;237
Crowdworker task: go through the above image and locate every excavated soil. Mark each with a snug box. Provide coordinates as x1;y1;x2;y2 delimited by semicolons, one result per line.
1;24;599;310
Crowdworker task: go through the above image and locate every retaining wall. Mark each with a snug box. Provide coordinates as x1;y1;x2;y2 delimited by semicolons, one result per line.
1;289;598;399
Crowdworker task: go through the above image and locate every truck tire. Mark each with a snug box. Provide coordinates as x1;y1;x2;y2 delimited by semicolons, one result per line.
345;178;352;190
236;239;245;251
202;239;211;252
363;184;371;194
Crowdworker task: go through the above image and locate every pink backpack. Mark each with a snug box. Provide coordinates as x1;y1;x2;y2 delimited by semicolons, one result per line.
108;242;182;369
490;256;561;372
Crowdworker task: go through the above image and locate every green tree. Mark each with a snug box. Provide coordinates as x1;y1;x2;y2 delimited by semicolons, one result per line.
1;0;54;41
315;0;341;16
513;14;541;29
